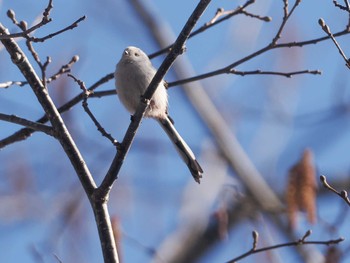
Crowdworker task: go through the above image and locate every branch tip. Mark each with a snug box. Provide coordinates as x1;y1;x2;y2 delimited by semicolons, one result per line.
7;9;15;21
300;230;312;242
252;230;259;250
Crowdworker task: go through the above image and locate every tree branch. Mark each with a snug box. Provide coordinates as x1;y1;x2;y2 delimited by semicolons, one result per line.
0;113;54;136
0;22;96;200
0;19;119;263
227;230;344;263
148;0;260;59
0;73;114;148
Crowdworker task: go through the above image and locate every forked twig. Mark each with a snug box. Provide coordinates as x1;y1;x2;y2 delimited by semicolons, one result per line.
68;74;119;147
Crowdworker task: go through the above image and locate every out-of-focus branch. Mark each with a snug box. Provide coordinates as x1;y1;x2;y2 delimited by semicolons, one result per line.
29;16;86;43
272;0;301;45
3;3;85;42
170;69;321;87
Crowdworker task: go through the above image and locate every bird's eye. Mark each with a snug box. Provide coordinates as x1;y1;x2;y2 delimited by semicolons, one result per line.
135;52;139;57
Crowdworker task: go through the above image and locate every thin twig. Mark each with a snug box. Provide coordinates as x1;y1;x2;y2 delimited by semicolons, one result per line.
0;55;80;89
0;73;114;148
47;55;79;82
271;0;301;45
318;18;350;69
166;28;349;88
2;22;349;147
29;16;86;43
333;0;350;12
1;2;85;43
0;80;27;88
68;74;119;147
0;113;54;136
227;230;344;263
148;0;258;59
229;69;321;78
168;67;321;88
320;175;350;206
69;68;321;100
0;0;53;40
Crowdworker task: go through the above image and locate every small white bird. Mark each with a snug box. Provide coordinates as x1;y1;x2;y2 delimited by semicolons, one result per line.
115;46;203;183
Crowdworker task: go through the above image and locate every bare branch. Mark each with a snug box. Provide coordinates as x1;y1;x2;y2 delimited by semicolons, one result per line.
68;74;119;147
227;230;344;263
318;18;350;69
47;55;79;82
0;55;79;89
0;73;114;148
30;16;86;43
240;9;272;22
166;28;349;88
0;113;54;136
333;0;350;12
0;80;27;88
148;0;260;59
271;0;302;45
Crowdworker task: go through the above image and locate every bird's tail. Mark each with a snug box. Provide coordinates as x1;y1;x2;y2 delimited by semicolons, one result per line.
157;116;203;183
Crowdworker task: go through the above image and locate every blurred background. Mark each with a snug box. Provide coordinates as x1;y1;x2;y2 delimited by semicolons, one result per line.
1;0;350;262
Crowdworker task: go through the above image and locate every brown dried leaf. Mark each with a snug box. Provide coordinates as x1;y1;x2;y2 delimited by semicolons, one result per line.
286;148;317;228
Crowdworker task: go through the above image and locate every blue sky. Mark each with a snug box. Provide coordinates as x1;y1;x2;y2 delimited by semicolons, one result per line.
1;0;350;262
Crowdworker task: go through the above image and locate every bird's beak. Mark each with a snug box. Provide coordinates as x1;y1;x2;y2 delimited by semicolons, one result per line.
124;50;129;56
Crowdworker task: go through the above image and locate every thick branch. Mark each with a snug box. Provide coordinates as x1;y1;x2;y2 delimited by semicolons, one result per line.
0;22;120;263
0;23;96;195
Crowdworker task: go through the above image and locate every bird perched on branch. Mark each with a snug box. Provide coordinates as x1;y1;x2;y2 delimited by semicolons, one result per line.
115;46;203;183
